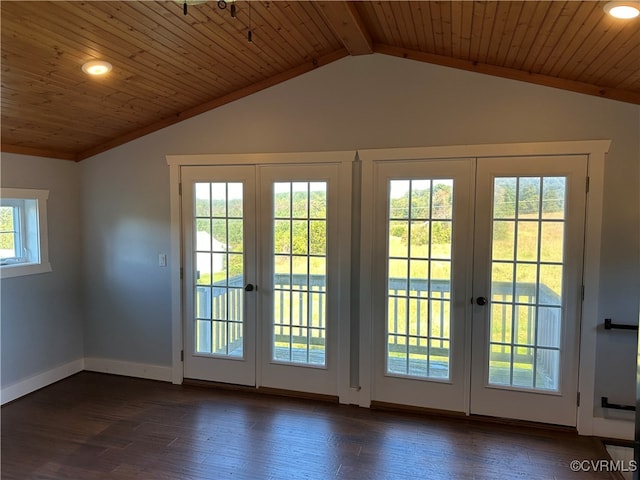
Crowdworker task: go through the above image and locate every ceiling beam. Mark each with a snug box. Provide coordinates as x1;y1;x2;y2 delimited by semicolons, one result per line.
375;45;640;106
315;1;373;56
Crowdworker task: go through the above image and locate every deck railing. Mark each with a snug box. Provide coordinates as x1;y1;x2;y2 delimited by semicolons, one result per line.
487;282;561;383
195;276;244;354
196;275;561;382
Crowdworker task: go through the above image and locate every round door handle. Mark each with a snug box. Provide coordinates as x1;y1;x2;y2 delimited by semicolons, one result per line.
476;296;488;306
245;284;255;292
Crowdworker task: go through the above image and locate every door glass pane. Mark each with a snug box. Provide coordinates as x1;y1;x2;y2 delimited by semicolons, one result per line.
386;179;453;380
273;182;327;366
193;182;245;358
488;176;565;391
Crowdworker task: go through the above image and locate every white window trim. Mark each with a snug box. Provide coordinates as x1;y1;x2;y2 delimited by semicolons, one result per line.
0;188;51;279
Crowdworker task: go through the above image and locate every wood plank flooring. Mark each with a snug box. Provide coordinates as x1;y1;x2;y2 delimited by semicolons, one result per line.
1;372;618;479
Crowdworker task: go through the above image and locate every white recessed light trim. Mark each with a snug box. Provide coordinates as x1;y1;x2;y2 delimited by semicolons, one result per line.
82;60;112;76
604;1;640;19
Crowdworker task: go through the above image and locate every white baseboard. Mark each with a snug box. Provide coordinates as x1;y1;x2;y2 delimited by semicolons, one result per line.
84;357;173;382
1;358;84;405
592;416;635;441
1;358;173;405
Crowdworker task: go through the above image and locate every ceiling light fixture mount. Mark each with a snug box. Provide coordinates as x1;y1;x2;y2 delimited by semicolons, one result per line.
181;0;234;16
604;1;640;18
82;60;112;76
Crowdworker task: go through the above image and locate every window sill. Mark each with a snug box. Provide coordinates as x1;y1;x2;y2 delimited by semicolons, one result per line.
0;262;52;279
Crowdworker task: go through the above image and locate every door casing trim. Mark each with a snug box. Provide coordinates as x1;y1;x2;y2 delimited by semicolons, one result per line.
358;140;610;435
168;150;356;403
168;140;611;434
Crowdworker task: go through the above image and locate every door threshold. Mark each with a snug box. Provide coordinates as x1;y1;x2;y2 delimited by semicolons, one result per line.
182;378;338;404
371;400;466;419
256;386;338;404
467;413;577;434
371;400;577;434
183;378;257;393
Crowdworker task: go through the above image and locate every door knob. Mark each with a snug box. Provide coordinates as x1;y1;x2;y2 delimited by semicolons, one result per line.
245;284;255;292
476;296;488;306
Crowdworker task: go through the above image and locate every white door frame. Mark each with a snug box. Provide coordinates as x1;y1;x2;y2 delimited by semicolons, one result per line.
167;151;355;403
358;140;610;435
168;139;610;434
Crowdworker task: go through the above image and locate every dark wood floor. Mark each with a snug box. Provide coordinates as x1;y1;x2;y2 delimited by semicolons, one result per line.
2;372;617;479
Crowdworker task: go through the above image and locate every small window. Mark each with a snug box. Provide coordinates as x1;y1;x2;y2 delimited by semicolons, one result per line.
0;188;51;278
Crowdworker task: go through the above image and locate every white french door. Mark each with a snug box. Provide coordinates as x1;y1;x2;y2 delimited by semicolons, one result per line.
258;165;340;395
182;163;342;396
370;159;475;413
182;166;257;386
470;156;587;425
370;155;587;426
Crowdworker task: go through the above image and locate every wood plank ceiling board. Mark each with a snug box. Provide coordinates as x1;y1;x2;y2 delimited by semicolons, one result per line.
522;2;577;73
476;1;500;65
1;1;638;162
588;21;640;86
430;1;447;55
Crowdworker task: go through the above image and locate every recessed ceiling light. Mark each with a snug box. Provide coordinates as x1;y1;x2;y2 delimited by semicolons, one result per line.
82;60;112;76
604;2;640;19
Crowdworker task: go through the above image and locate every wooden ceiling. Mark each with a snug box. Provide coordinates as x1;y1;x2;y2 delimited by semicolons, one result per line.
1;1;639;162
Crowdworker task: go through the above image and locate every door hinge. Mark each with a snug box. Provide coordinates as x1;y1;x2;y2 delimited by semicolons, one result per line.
577;391;581;407
586;176;590;193
180;267;184;280
581;285;585;301
181;350;184;362
178;183;182;195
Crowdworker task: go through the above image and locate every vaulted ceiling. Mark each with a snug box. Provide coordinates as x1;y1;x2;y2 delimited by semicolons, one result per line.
1;1;639;161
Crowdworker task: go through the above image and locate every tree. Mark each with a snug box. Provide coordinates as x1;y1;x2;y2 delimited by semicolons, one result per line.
0;207;15;251
389;183;453;245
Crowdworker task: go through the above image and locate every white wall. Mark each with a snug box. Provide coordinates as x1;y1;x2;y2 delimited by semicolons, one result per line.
1;154;84;397
8;53;634;419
